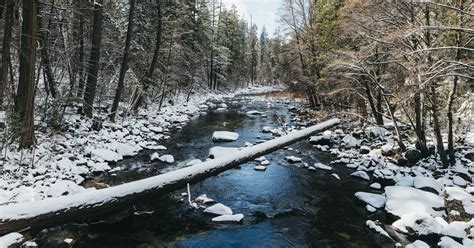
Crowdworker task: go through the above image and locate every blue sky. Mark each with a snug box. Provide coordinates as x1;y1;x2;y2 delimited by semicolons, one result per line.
221;0;282;36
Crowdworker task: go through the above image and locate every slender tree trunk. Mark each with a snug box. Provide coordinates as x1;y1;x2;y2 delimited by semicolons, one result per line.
76;6;86;97
382;95;406;151
375;88;384;125
16;0;38;148
446;0;464;165
37;3;57;99
363;80;383;125
0;0;13;106
414;90;428;155
110;0;136;122
82;0;104;118
131;1;161;111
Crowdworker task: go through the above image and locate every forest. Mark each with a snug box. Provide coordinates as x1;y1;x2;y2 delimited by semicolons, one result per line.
0;0;472;247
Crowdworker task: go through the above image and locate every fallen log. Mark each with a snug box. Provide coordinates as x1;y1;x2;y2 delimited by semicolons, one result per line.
0;118;340;234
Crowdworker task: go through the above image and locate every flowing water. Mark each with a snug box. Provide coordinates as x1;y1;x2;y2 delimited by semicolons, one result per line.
33;95;395;247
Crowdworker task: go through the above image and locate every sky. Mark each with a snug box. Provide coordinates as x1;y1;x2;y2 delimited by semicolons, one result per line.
221;0;282;36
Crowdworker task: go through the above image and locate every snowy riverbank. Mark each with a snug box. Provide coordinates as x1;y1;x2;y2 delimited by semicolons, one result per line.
0;85;278;208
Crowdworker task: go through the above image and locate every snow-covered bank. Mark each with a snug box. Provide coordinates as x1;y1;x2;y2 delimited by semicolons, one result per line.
0;86;278;207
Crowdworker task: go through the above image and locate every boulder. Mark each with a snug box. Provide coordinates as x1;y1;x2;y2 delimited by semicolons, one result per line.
405;149;422;164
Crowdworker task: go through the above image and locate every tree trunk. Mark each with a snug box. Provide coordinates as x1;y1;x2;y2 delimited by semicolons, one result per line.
131;1;162;111
110;0;136;122
375;88;384;125
37;3;57;99
383;94;406;151
82;0;104;118
446;0;464;165
414;90;428;155
75;4;86;97
430;85;449;167
0;0;13;106
16;0;38;148
363;80;383;125
0;119;340;235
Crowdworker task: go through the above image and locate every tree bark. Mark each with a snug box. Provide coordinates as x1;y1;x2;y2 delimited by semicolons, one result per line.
75;3;86;97
131;1;162;111
37;2;57;99
0;119;340;235
363;80;383;125
0;0;14;106
414;90;428;155
82;0;104;118
16;0;38;148
109;0;136;122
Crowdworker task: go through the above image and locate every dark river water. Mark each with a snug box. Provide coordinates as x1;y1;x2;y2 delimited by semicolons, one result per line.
34;95;395;247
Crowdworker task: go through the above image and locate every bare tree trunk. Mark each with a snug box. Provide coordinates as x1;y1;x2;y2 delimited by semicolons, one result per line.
110;0;136;122
383;95;406;151
446;0;464;165
16;0;38;148
375;88;384;125
82;0;103;118
131;1;162;111
37;2;57;99
75;4;86;97
0;0;14;106
414;91;428;155
363;80;383;125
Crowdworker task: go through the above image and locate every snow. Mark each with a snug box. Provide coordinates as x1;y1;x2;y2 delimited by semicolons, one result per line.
413;176;444;195
366;126;388;138
370;183;381;189
260;160;270;165
212;131;239;142
115;143;137;157
438;236;464;247
406;240;430;248
209;146;240;159
0;118;340;222
453;176;468;187
186;159;203;166
0;232;23;247
246;110;263;116
351;171;370;180
366;205;376;212
90;148;123;162
195;194;214;204
212;214;244;222
366;220;391;239
355;192;385;208
150;152;160;161
285;156;302;163
313;163;332;170
384;186;444;218
204;203;233;216
254;165;267;171
159;155;175;163
342;135;361;147
445;186;474;215
331;173;340;180
64;238;74;244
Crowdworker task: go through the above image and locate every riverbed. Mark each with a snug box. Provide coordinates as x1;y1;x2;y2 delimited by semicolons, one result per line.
33;94;394;247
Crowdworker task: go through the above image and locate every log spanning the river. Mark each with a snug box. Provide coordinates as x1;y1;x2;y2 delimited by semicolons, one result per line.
0;118;340;235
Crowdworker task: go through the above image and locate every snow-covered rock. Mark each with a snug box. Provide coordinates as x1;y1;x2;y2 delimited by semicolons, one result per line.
208;146;240;159
413;176;444;195
260;160;270;165
406;240;430;248
355;192;385;208
342;135;361;147
212;131;239;142
195;194;214;204
285;156;302;163
351;171;370;180
204;203;233;215
254;165;266;171
365;126;388;138
0;232;24;247
313;163;332;170
246;110;263;116
90;148;123;162
331;173;341;180
370;183;382;189
445;186;474;215
366;220;391;239
159;155;175;163
150;152;160;161
115;143;137;157
212;214;244;222
384;186;444;218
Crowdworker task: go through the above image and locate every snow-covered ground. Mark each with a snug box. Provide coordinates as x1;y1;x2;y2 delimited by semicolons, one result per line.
0;86;277;207
308;118;474;246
